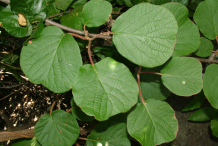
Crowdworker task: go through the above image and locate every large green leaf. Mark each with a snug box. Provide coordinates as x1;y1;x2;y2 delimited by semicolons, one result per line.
195;37;213;57
20;26;82;93
211;119;218;138
72;57;138;121
10;0;47;22
12;137;40;146
55;0;73;11
162;3;200;57
82;0;112;27
35;110;80;146
203;64;218;109
112;3;177;67
188;107;216;121
161;57;203;96
86;121;131;146
0;6;32;37
127;100;178;146
60;5;83;30
193;0;218;40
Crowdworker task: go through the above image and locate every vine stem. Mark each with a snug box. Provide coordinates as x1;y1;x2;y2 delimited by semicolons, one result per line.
88;40;94;66
68;33;86;40
137;66;145;104
140;71;162;75
50;97;59;115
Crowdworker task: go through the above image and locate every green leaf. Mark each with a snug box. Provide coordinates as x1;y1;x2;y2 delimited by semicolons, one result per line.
124;0;133;7
140;82;170;101
112;3;178;67
131;0;149;5
12;137;40;146
46;0;60;18
10;0;47;22
116;0;124;5
193;0;218;40
188;107;215;121
92;46;117;59
127;100;178;146
82;0;112;27
203;64;218;109
162;3;200;57
211;119;218;138
194;37;213;57
20;26;82;93
171;0;189;5
71;97;95;121
71;0;87;8
73;57;138;121
86;121;131;146
182;91;206;111
61;5;83;30
55;0;74;11
150;0;170;5
161;57;203;96
35;110;79;146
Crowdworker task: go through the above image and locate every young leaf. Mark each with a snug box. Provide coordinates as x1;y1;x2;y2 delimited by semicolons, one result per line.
127;100;178;146
12;137;40;146
55;0;74;11
86;121;131;146
193;0;218;40
60;5;84;30
35;110;79;146
182;91;205;111
10;0;47;22
211;119;218;138
188;107;214;121
20;26;82;93
72;57;138;121
161;57;203;96
82;0;112;27
162;3;200;57
112;3;178;67
71;97;95;121
195;37;213;57
203;64;218;109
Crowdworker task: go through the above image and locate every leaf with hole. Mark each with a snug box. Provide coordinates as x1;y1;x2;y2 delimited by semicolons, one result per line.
82;0;112;27
112;3;177;67
72;57;138;121
203;64;218;109
193;0;218;40
162;3;200;57
86;121;131;146
161;57;203;96
34;110;80;146
20;26;82;93
127;100;178;146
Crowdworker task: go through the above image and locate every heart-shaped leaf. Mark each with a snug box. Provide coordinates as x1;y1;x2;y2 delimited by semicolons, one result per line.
86;121;131;146
127;100;178;146
73;57;138;121
34;110;80;146
162;3;200;57
193;0;218;40
203;64;218;109
82;0;112;27
112;3;178;67
195;37;213;57
161;57;203;96
20;26;82;93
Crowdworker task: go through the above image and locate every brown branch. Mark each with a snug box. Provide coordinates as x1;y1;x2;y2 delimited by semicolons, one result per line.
88;40;94;65
137;66;145;104
0;86;23;101
194;57;218;64
0;84;21;89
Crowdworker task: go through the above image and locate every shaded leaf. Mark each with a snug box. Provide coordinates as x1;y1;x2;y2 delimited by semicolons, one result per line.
55;0;74;11
71;0;87;8
211;119;218;138
194;37;213;57
188;107;215;121
20;26;82;93
35;110;80;146
127;100;178;146
203;64;218;109
73;57;138;121
162;3;200;57
161;57;203;96
12;137;40;146
112;3;177;67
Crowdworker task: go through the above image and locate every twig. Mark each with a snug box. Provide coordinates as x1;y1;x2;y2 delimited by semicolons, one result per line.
88;40;94;65
137;66;145;104
0;110;13;129
194;57;218;64
140;71;162;75
67;107;72;113
78;137;88;141
47;9;72;19
0;62;21;70
0;0;10;4
0;86;23;101
50;96;59;115
68;33;86;40
0;84;21;89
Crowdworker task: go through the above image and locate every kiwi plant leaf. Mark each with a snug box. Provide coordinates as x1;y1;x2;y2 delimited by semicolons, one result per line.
162;3;200;57
127;100;178;146
20;26;82;93
195;37;213;57
112;3;178;67
193;0;218;40
86;121;131;146
11;137;40;146
203;64;218;109
211;119;218;138
161;57;203;96
82;0;112;27
55;0;74;11
34;110;80;146
72;57;138;121
188;107;215;121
